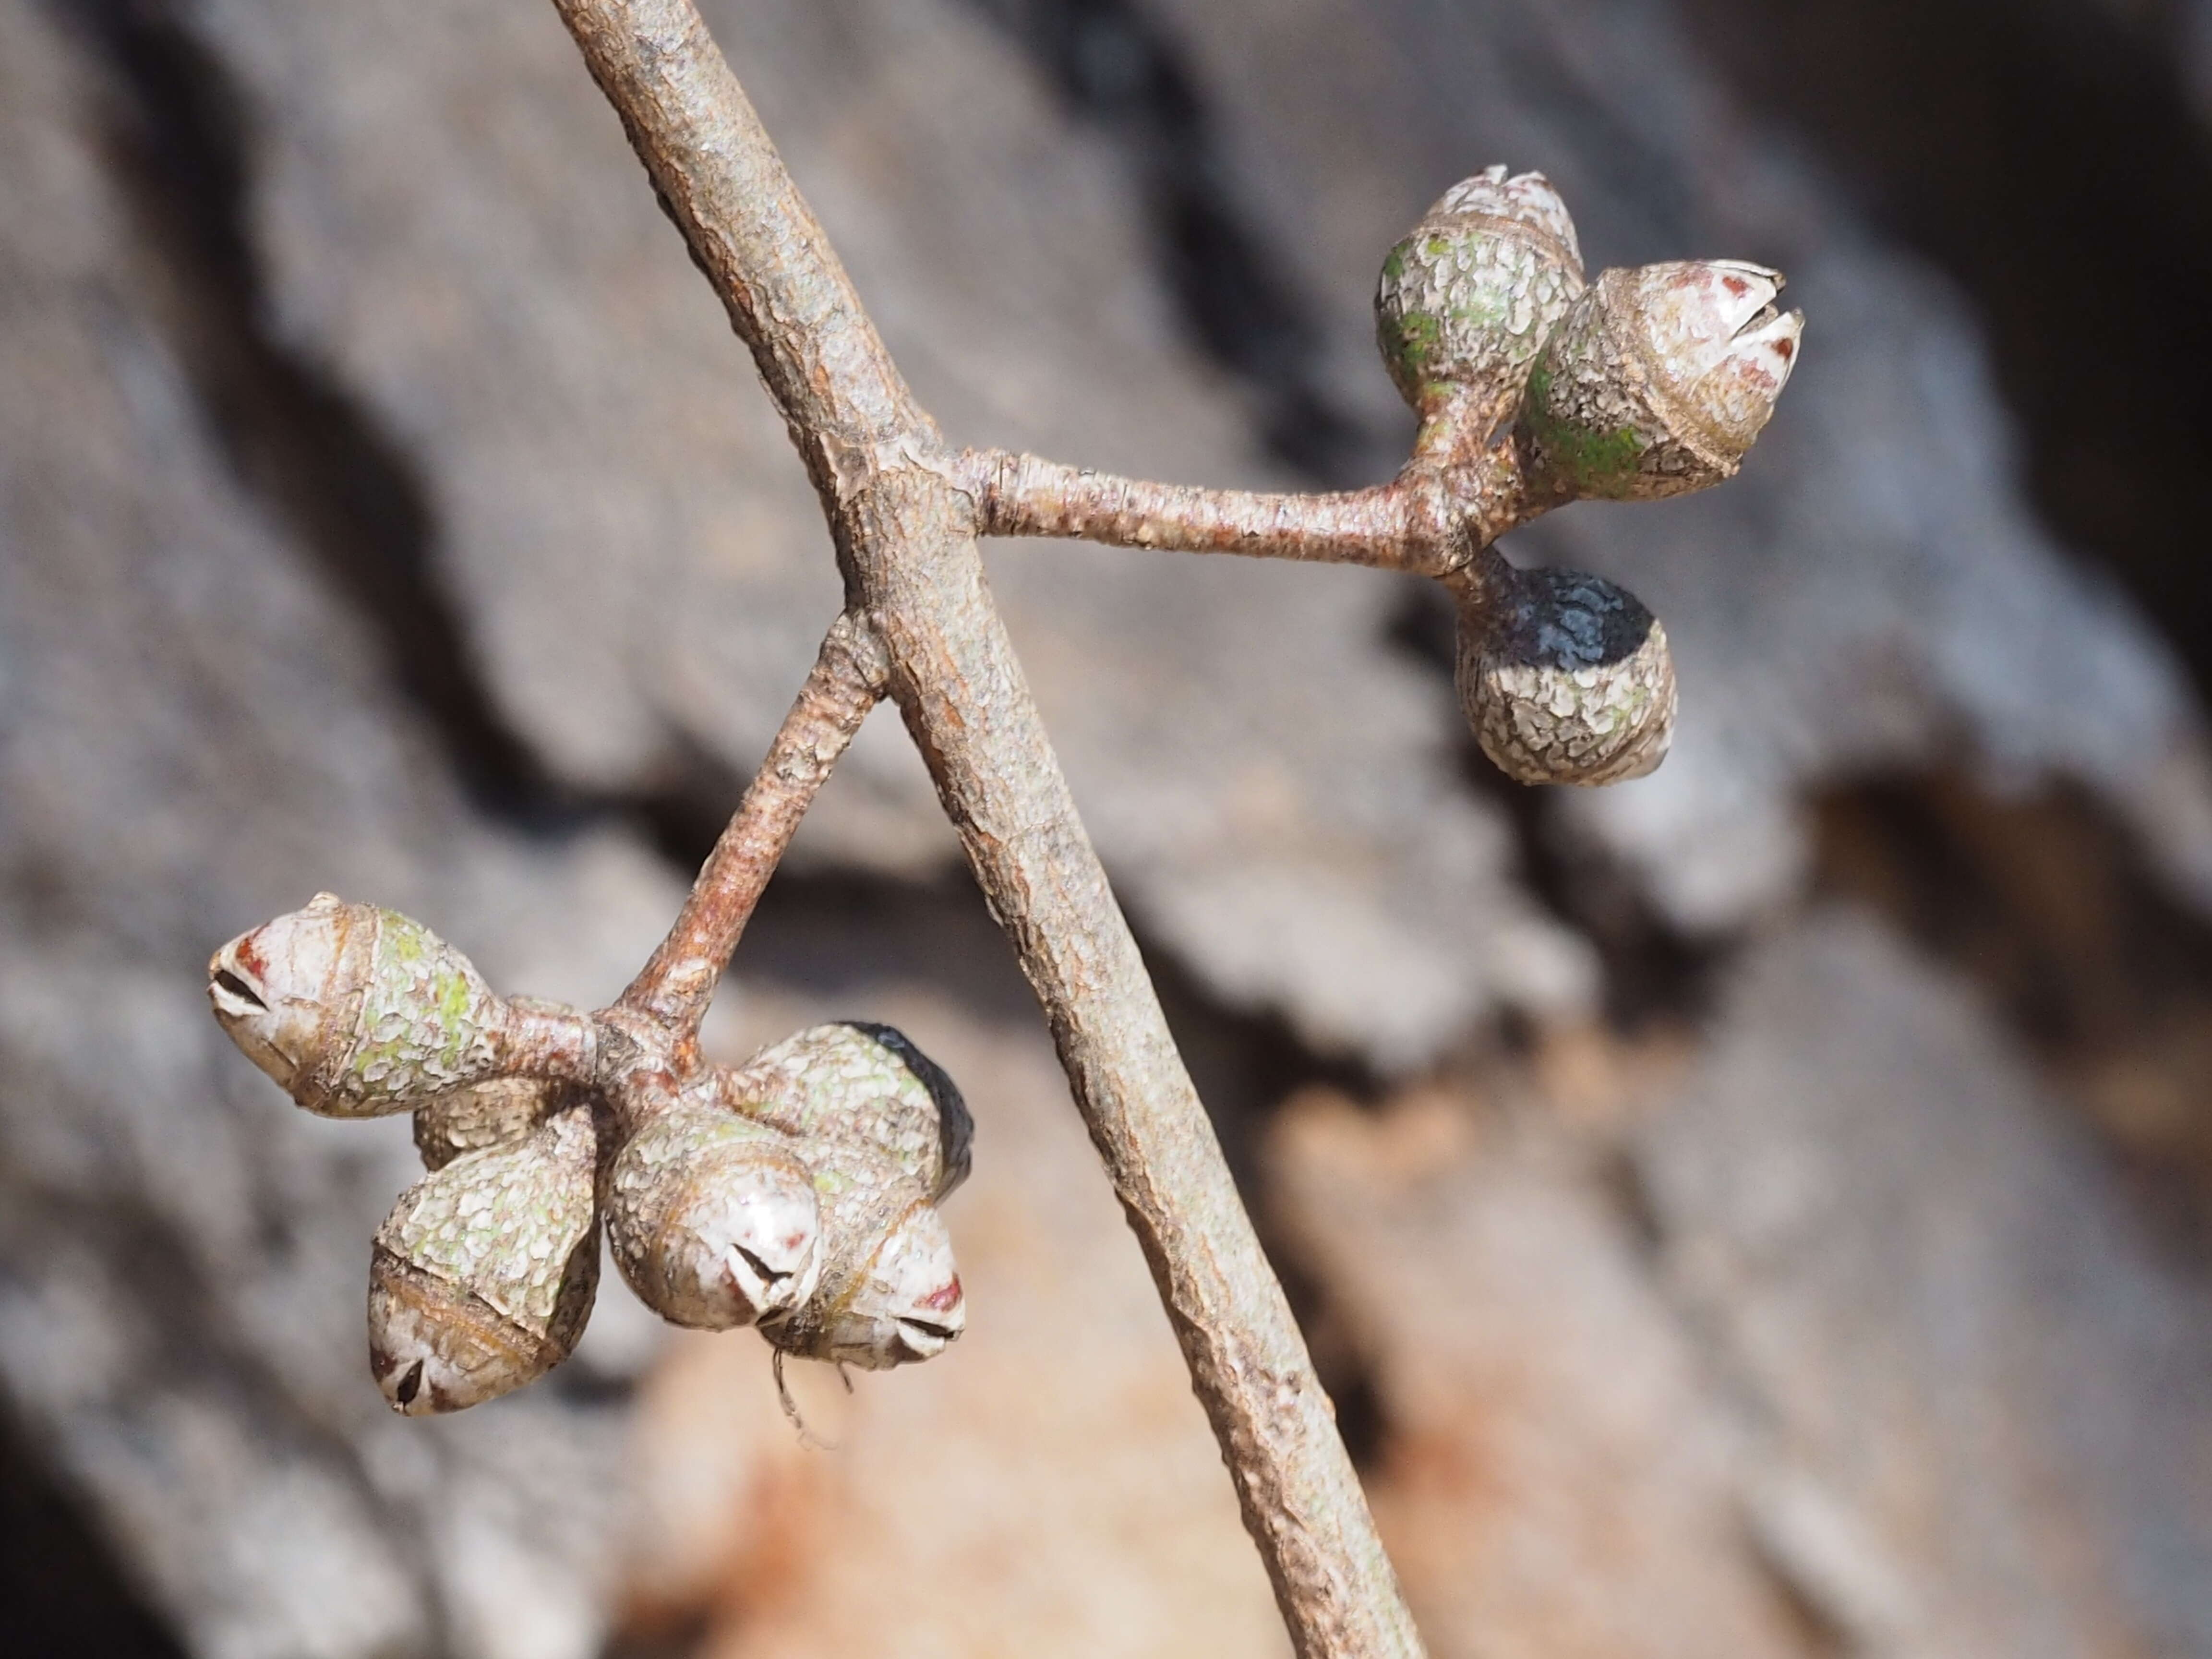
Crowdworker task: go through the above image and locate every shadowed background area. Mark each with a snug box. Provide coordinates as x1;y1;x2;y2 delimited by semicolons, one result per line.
6;0;2212;1654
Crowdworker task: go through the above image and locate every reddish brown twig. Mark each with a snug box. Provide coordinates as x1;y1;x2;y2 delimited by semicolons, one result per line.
544;0;1425;1652
956;441;1529;574
620;613;886;1036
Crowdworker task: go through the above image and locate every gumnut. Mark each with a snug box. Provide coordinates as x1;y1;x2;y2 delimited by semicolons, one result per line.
1457;563;1677;786
1517;260;1802;501
207;893;505;1117
1374;165;1584;417
368;1102;599;1415
605;1100;822;1330
760;1142;964;1371
413;1075;560;1172
717;1021;973;1202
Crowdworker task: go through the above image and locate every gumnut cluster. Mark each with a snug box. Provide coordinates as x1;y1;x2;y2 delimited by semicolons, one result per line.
1375;166;1802;786
207;893;971;1416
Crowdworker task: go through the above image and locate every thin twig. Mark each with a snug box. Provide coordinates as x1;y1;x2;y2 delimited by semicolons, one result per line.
959;447;1422;567
543;1;1425;1652
958;444;1527;574
621;612;886;1034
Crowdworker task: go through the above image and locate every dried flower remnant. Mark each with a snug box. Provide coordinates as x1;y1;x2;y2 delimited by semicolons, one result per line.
760;1144;966;1371
605;1099;824;1330
718;1021;974;1201
1519;260;1803;502
1455;561;1678;785
369;1102;600;1415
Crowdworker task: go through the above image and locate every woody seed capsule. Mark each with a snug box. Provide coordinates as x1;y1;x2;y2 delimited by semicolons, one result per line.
717;1021;973;1201
1374;166;1584;419
207;893;505;1117
1518;260;1802;502
605;1101;822;1330
760;1142;964;1371
1458;564;1677;786
368;1102;599;1415
413;1075;559;1172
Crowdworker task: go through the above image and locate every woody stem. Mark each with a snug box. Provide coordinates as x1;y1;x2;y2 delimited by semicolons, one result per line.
956;445;1527;575
618;612;886;1034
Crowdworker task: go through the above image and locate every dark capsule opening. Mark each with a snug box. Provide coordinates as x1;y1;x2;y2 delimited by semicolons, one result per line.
728;1242;791;1287
210;967;267;1011
1491;566;1658;672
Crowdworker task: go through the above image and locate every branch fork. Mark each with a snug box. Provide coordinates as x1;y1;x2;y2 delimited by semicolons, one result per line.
207;8;1803;1654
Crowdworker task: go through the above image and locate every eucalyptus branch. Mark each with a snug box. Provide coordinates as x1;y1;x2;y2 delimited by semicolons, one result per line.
621;612;886;1038
204;7;1803;1653
956;445;1509;574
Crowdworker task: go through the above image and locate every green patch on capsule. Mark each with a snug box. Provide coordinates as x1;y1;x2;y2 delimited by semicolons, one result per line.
1447;285;1512;333
1381;307;1444;389
1523;364;1646;493
347;913;493;1090
436;961;475;1030
1380;242;1408;285
382;910;431;965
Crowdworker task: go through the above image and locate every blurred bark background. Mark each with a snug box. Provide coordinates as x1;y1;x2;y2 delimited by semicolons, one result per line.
5;0;2212;1655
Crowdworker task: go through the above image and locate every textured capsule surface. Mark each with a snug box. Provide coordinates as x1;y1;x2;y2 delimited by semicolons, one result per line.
1458;566;1677;786
369;1103;599;1415
606;1102;821;1330
414;1076;559;1172
719;1022;973;1201
1518;261;1802;501
760;1142;965;1371
208;893;503;1117
1374;166;1584;412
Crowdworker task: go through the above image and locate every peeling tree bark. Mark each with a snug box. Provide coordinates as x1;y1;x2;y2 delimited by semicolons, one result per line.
542;0;1427;1651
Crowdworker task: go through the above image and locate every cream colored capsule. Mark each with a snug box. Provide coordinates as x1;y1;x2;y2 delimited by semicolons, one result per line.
413;1075;560;1172
368;1103;599;1415
1374;165;1585;418
761;1144;965;1371
1456;565;1677;786
1519;260;1803;502
605;1102;821;1330
208;893;504;1117
718;1021;972;1201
